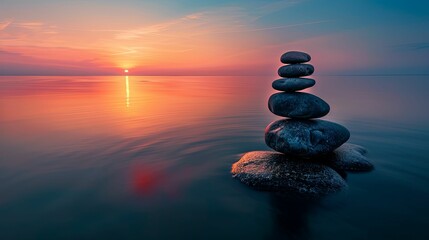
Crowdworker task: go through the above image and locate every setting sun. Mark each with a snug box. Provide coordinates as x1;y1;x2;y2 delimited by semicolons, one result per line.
124;69;129;73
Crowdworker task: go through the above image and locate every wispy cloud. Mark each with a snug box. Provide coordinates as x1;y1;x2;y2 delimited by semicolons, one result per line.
0;19;13;31
111;46;192;56
111;3;321;41
205;20;331;34
1;20;58;33
184;13;203;20
114;13;205;40
14;21;58;33
14;22;44;29
0;20;59;47
392;42;429;51
258;0;305;14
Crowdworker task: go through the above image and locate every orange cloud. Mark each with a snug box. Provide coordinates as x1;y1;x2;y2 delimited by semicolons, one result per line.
0;2;334;75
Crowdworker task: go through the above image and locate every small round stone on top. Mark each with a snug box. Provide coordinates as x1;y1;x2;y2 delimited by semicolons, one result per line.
281;51;311;64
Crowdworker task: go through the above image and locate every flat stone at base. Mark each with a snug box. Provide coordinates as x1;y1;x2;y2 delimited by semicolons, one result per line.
322;143;374;172
231;151;347;196
272;78;316;92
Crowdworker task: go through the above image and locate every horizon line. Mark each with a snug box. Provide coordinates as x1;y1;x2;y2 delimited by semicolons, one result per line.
1;73;429;77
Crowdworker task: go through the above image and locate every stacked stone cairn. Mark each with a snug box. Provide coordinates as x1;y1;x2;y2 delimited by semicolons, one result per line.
232;51;373;196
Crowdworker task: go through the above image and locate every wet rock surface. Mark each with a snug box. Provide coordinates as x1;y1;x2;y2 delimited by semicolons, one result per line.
272;78;315;92
265;119;350;157
323;143;374;172
281;51;311;64
231;151;347;196
268;92;330;119
278;64;314;78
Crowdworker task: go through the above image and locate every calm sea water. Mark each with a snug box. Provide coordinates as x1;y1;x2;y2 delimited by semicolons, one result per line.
0;75;428;240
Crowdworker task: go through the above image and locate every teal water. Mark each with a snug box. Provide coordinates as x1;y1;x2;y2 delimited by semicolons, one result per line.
0;75;428;240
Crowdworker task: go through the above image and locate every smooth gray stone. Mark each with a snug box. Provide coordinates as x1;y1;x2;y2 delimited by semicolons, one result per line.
278;64;314;77
281;51;311;64
272;78;315;92
268;92;330;119
322;143;374;172
265;119;350;157
231;151;347;196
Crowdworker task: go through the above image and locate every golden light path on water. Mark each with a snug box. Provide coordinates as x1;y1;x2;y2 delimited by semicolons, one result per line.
125;75;130;108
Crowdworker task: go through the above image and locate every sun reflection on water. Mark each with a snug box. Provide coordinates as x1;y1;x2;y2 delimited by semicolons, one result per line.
125;75;130;108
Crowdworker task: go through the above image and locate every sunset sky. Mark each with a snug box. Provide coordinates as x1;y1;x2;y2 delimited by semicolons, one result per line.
1;0;428;76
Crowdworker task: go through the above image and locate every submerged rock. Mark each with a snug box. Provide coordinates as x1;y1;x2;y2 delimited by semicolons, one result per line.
272;78;316;92
265;119;350;157
268;92;330;119
323;143;374;172
231;151;347;196
281;51;311;64
278;64;314;78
